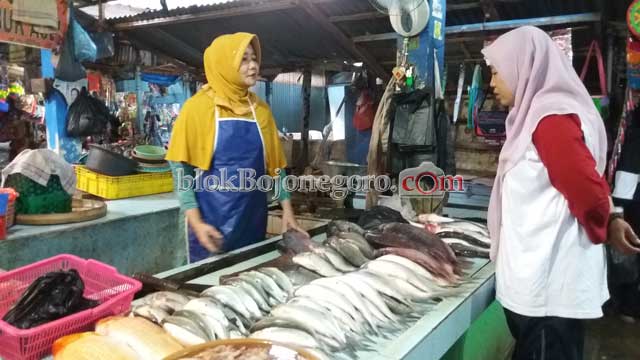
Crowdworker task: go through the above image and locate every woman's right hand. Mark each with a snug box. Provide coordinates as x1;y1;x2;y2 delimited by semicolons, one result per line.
192;222;224;253
186;209;223;253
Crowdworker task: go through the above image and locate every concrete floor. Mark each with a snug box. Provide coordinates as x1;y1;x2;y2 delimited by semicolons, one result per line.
584;315;640;360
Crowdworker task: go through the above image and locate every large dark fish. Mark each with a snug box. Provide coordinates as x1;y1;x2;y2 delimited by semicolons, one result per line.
278;229;316;255
367;223;461;279
358;206;408;231
374;247;459;285
327;220;365;237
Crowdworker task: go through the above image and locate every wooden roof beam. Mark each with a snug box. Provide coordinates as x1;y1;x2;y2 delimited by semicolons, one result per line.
298;0;388;81
330;11;387;22
354;13;601;42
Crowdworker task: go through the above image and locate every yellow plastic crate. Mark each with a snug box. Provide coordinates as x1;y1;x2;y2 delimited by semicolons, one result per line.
74;166;174;200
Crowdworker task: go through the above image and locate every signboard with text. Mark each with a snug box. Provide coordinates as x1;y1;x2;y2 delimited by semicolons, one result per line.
0;0;68;50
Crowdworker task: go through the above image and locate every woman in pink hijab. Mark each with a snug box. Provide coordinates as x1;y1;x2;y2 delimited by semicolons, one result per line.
482;26;640;359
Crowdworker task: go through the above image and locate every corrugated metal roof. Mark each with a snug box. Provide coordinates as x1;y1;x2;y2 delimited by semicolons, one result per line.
101;0;611;77
80;0;241;20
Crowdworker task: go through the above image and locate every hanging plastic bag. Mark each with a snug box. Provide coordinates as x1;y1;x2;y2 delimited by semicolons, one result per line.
90;32;115;59
71;16;97;63
55;29;86;82
66;88;109;137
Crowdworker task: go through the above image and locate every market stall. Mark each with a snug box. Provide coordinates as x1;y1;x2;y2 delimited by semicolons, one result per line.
154;231;497;360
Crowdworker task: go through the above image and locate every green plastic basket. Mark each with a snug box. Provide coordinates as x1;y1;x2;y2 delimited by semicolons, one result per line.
5;174;72;215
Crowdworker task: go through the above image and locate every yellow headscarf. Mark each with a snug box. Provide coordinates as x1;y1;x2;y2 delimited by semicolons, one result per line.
166;33;287;176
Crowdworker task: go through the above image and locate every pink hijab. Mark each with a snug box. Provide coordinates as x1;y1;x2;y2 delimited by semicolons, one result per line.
481;26;608;261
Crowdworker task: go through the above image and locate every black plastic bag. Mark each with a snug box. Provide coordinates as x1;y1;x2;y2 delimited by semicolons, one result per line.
55;28;86;82
2;269;99;329
357;205;409;231
66;87;110;137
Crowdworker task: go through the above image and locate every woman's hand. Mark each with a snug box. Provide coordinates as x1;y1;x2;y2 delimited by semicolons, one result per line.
192;222;223;253
280;200;309;236
186;209;223;253
608;218;640;255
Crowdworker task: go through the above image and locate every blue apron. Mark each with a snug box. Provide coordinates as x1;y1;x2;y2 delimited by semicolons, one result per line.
187;101;268;263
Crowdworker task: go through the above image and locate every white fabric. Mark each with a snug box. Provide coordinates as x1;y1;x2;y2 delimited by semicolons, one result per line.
13;0;59;30
496;125;609;319
1;149;76;195
612;171;639;201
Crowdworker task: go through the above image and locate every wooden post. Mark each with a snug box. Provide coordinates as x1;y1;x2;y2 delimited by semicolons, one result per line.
299;65;312;173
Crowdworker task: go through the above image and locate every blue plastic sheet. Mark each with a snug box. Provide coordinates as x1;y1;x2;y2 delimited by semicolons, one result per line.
71;17;97;63
141;73;180;86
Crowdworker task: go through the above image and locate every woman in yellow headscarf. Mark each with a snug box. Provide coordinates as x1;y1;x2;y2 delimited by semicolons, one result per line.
166;33;307;263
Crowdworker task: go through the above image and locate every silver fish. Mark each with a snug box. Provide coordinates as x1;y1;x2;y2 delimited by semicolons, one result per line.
220;306;249;336
246;271;288;304
377;254;439;284
336;275;396;321
131;305;170;324
327;220;365;236
443;240;490;259
257;267;294;296
228;280;271;312
311;277;384;330
173;310;216;340
293;252;343;277
312;246;357;272
346;271;415;307
139;291;190;313
183;297;230;329
436;227;490;248
271;304;348;347
287;297;361;336
364;260;439;294
326;237;369;267
283;267;322;287
162;315;209;346
250;327;322;350
227;284;263;320
294;284;365;328
201;286;252;321
338;232;375;259
236;274;274;305
360;269;440;302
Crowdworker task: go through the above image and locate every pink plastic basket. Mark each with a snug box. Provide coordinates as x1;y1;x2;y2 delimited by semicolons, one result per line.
0;254;142;360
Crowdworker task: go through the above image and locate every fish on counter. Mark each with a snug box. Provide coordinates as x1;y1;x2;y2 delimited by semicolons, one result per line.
444;241;490;259
293;252;343;277
312;246;357;272
366;223;461;284
374;247;459;286
257;267;294;297
325;236;369;267
327;220;366;237
278;229;317;255
434;228;491;249
337;231;376;259
282;266;322;287
163;310;212;346
53;332;140;360
131;291;191;314
95;316;184;359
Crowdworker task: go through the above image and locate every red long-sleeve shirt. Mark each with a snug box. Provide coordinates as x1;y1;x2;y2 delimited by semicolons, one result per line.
532;114;611;244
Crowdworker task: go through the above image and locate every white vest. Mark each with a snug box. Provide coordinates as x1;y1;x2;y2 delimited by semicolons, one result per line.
495;128;609;319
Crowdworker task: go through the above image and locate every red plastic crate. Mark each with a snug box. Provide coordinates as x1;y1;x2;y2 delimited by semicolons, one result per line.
0;254;142;360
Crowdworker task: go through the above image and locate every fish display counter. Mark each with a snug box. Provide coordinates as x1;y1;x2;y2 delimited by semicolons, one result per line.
155;224;497;360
